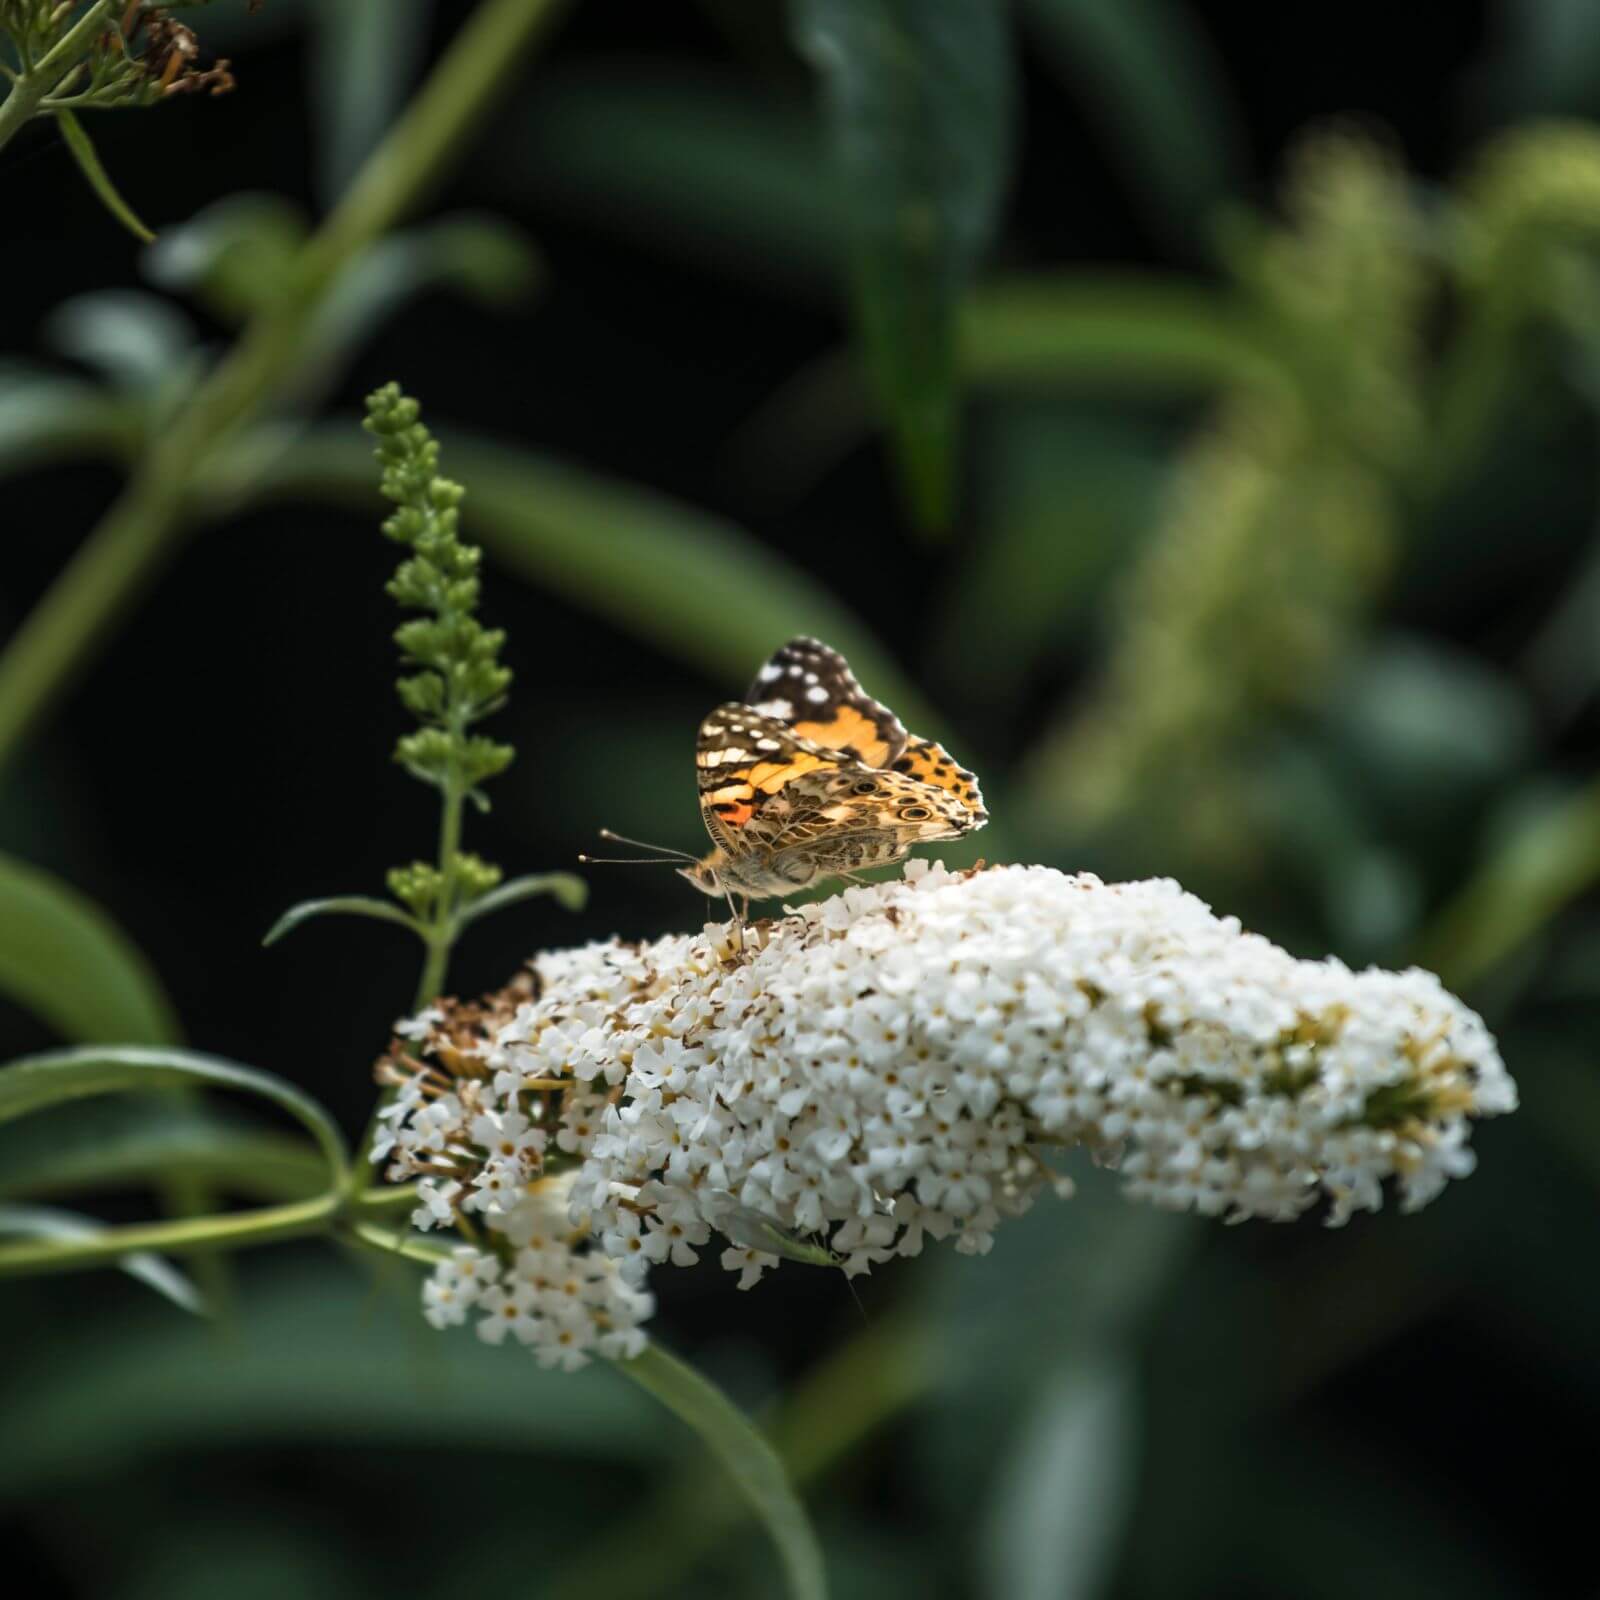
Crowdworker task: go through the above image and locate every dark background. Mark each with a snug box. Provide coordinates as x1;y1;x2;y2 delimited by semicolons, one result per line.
4;2;1597;1596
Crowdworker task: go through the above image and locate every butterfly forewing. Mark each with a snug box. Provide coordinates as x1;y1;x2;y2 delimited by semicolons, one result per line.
744;637;909;768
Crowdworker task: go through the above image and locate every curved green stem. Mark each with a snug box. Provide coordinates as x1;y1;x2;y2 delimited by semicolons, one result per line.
0;0;574;773
0;1191;341;1277
0;0;119;158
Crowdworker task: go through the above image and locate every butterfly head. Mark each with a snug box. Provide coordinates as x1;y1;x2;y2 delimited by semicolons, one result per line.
676;851;728;898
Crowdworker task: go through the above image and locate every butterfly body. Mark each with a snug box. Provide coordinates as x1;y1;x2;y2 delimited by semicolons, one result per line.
682;638;987;911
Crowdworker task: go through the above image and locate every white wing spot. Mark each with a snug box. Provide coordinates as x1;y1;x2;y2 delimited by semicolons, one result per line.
806;685;829;703
756;737;781;751
758;663;782;681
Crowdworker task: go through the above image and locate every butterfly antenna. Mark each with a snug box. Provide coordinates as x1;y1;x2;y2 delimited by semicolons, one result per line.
578;855;686;865
595;828;696;861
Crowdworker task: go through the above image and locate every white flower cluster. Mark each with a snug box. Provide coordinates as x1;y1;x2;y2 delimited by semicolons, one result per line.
375;863;1514;1356
414;1178;653;1370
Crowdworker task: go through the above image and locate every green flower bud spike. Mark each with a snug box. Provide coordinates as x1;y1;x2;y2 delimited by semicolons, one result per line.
265;384;583;1019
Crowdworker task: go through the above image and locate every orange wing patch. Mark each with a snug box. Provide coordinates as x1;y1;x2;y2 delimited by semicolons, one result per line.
891;737;988;823
789;703;895;767
745;637;908;768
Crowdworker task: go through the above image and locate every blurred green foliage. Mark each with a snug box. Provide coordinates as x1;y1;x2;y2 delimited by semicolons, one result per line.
3;2;1600;1598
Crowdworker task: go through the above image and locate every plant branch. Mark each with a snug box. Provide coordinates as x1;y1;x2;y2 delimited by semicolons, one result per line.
0;0;573;773
0;1191;341;1277
0;0;119;157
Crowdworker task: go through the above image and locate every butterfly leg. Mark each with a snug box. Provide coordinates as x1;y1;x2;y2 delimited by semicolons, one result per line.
721;886;745;952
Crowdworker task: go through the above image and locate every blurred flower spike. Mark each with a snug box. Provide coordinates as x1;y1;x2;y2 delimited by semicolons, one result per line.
376;862;1516;1366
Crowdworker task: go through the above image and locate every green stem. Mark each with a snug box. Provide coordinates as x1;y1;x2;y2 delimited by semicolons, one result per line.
0;0;118;157
546;1309;933;1599
0;1192;340;1277
414;753;466;1012
0;1181;419;1279
0;0;573;773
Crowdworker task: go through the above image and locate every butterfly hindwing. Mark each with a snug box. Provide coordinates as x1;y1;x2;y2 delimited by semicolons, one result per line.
887;737;988;826
744;637;908;769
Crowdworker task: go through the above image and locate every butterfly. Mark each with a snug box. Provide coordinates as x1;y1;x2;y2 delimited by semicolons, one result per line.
584;638;987;922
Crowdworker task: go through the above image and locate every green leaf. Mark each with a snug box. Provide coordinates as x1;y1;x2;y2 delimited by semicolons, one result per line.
223;423;947;740
42;291;200;393
791;0;1016;531
0;1099;327;1204
0;1046;348;1184
0;363;142;477
937;405;1166;703
312;0;434;204
56;108;156;244
501;67;837;295
617;1341;828;1600
262;895;424;948
0;1262;668;1502
1416;778;1600;991
0;1203;207;1316
456;871;588;929
963;275;1289;396
979;1360;1139;1600
1020;0;1244;245
0;852;180;1045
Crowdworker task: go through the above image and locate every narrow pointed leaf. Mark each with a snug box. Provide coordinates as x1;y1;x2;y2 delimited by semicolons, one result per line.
457;871;587;929
263;894;424;947
791;0;1015;531
0;852;179;1045
617;1341;828;1600
56;108;156;244
0;1046;348;1182
0;1099;326;1203
1021;0;1244;244
312;0;434;203
0;1203;207;1316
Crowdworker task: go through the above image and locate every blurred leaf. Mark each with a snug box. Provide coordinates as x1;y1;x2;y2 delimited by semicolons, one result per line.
939;405;1165;702
0;1262;667;1501
503;67;837;294
42;292;200;393
0;853;180;1045
0;1098;325;1204
0;1047;347;1182
0;363;142;477
272;215;541;418
919;1161;1189;1509
791;0;1016;530
56;109;156;245
619;1342;827;1600
1020;0;1244;243
225;423;946;737
312;0;434;205
457;871;588;928
143;192;312;323
262;895;423;948
979;1360;1138;1600
964;275;1288;395
1416;776;1600;990
1473;0;1600;118
110;1516;371;1600
0;1203;206;1316
1323;636;1534;820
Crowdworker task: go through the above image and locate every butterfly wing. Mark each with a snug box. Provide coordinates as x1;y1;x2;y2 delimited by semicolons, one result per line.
888;737;988;829
695;703;852;855
744;637;909;768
